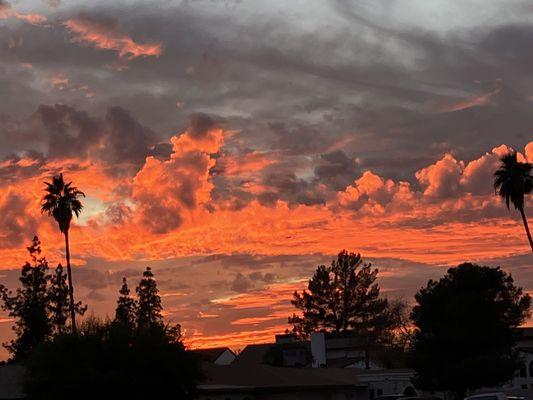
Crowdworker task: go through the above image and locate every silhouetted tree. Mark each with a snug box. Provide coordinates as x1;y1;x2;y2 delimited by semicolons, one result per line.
289;250;398;368
410;263;531;400
115;277;137;332
494;151;533;252
48;264;86;335
136;267;163;333
26;236;41;268
47;264;69;335
0;237;52;360
24;318;203;399
41;173;85;333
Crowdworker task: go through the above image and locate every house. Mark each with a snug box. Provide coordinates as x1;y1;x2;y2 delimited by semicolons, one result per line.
192;347;237;365
233;339;310;368
198;362;369;400
235;332;404;370
207;332;416;400
481;327;533;398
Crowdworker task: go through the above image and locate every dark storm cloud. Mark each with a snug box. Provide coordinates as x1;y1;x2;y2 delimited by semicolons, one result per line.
35;104;100;159
1;1;533;203
187;112;218;140
0;151;45;184
230;271;278;293
101;106;155;167
314;150;360;191
6;103;158;174
259;170;323;206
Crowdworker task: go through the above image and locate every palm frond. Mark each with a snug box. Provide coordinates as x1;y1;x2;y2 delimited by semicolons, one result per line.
493;151;533;211
41;174;85;231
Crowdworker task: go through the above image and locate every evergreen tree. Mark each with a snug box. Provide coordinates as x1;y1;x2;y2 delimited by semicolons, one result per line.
48;263;86;336
26;236;41;267
0;237;52;360
48;264;70;335
136;267;163;332
289;250;397;368
115;277;137;331
25;318;202;399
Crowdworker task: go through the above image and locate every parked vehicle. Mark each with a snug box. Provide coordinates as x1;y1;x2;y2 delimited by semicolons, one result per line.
375;395;406;400
466;393;508;400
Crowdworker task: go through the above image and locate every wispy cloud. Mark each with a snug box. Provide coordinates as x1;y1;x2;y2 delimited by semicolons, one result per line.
64;16;164;59
0;0;46;25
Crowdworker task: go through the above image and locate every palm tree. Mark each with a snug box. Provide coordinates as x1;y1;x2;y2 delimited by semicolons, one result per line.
494;151;533;253
41;174;85;334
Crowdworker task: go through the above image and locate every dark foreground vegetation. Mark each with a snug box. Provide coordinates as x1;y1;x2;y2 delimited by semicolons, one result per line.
0;239;202;399
289;251;531;400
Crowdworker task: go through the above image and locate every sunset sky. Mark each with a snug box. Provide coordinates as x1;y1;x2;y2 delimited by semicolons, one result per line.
0;0;533;360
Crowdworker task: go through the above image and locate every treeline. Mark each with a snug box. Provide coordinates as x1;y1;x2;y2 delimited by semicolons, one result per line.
1;239;532;400
0;237;202;399
0;237;86;360
289;250;532;400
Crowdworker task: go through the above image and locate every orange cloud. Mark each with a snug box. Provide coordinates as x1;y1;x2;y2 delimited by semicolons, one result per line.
13;12;46;25
131;124;223;233
337;171;412;214
0;137;531;271
0;139;532;358
526;142;533;163
64;17;164;59
45;72;95;98
416;153;464;198
186;281;304;350
431;84;501;113
217;151;275;177
0;1;46;25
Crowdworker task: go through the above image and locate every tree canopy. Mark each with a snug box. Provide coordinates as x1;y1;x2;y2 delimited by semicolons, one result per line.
0;237;86;361
494;151;533;252
115;277;137;332
23;267;199;398
410;262;531;399
290;251;391;335
0;237;52;361
136;267;163;333
289;250;402;367
23;318;203;399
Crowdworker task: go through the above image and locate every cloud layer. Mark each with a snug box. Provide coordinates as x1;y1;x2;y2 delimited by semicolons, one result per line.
0;0;533;360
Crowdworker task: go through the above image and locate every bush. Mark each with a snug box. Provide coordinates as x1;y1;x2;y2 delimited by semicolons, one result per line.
23;318;203;399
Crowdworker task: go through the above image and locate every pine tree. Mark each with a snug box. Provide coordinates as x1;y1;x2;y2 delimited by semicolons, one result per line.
115;277;137;331
26;236;41;267
289;250;395;368
47;263;86;336
0;237;52;360
136;267;163;332
48;264;70;335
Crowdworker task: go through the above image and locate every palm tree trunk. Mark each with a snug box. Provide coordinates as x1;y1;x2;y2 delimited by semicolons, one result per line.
364;347;370;369
64;231;77;334
519;206;533;253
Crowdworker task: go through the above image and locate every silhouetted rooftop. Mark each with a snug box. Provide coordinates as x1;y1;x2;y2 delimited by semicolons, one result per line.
200;362;368;392
191;347;235;363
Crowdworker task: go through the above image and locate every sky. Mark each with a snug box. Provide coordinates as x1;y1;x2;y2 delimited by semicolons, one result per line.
0;0;532;359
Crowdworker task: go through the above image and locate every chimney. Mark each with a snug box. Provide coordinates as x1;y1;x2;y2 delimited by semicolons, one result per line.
311;332;326;368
